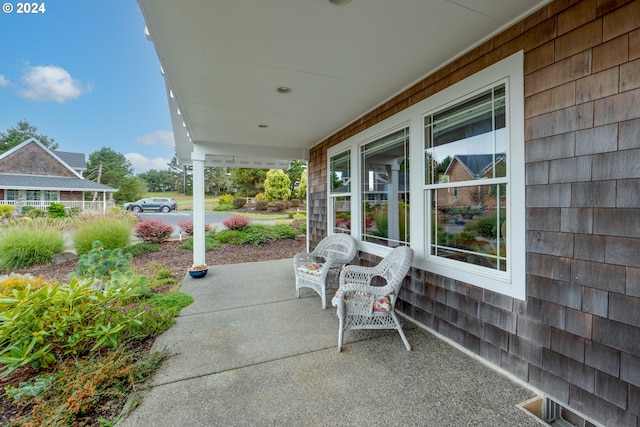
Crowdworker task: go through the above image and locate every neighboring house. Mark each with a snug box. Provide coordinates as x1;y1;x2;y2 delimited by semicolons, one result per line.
0;138;117;213
140;1;640;425
439;154;506;207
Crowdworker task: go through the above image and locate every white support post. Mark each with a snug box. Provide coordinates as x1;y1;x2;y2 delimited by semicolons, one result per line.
191;151;206;267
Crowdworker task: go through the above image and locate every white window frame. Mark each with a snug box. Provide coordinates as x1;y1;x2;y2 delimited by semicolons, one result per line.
326;51;525;298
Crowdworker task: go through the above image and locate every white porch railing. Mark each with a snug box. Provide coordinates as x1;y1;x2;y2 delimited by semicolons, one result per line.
0;200;116;214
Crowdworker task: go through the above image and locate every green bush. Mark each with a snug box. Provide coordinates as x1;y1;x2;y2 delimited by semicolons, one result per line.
73;214;133;255
123;242;161;256
47;202;67;218
0;220;65;270
72;241;133;280
0;204;14;218
213;203;233;211
0;278;145;376
21;206;43;218
179;234;221;251
217;194;234;205
216;223;297;246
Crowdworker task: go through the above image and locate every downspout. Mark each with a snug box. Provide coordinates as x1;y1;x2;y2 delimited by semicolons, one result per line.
191;150;206;267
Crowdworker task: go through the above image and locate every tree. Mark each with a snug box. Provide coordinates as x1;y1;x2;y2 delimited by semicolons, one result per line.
115;177;148;204
286;161;306;194
85;147;134;189
0;120;58;154
204;167;234;195
138;169;179;192
297;170;307;200
264;169;291;202
230;168;267;196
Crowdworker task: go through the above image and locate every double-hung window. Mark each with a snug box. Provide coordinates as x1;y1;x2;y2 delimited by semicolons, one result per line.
361;128;410;247
425;84;507;271
325;52;524;298
330;149;352;234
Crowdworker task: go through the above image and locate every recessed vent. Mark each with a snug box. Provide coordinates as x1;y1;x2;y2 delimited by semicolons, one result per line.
518;396;602;427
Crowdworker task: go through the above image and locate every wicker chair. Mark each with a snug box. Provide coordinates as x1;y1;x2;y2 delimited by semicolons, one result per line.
332;245;414;351
293;234;357;309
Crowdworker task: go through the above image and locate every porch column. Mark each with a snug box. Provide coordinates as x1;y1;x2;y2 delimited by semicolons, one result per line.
191;151;206;267
103;192;107;213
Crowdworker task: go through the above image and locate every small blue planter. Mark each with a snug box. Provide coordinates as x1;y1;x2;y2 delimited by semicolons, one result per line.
188;268;208;278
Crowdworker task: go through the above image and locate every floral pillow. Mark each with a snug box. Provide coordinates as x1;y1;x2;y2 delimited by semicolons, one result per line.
297;262;324;277
331;290;391;312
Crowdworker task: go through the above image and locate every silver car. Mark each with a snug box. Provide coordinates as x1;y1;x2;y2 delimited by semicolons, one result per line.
124;197;178;213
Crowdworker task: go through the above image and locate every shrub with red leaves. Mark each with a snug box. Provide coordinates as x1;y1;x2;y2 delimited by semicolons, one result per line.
222;215;250;230
177;220;211;236
134;219;174;243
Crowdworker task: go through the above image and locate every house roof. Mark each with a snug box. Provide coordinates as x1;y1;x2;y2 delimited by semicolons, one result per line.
53;150;86;171
0;174;117;192
446;154;507;179
138;0;549;168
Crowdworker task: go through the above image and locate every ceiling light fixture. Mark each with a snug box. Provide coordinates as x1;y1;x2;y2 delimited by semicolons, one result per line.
276;86;292;94
258;124;268;128
329;0;351;5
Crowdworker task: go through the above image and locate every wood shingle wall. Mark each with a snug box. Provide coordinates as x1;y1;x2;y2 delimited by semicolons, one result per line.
308;0;640;425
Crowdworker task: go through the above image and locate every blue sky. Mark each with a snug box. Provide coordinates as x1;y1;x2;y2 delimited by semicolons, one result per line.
0;1;174;174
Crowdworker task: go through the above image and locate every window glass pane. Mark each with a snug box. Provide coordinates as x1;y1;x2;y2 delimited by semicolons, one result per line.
43;191;58;201
361;128;410;246
425;84;506;184
6;190;18;201
330;150;351;194
26;190;40;201
332;196;351;234
430;184;507;271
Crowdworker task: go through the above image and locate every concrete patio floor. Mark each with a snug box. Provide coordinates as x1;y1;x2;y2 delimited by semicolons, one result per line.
117;258;544;426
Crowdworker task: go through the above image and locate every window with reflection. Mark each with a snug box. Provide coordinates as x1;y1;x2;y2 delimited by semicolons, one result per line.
425;84;507;271
361;128;410;246
330;150;351;234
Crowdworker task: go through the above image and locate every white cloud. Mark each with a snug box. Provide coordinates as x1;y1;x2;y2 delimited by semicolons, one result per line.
19;65;91;102
0;75;9;87
126;152;170;174
135;130;175;149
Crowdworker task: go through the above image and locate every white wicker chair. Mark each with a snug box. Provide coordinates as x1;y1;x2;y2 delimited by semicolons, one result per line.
332;245;414;351
293;234;357;309
293;234;357;308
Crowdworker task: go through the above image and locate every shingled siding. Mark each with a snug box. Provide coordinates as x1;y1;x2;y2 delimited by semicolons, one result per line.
0;141;77;178
308;1;640;425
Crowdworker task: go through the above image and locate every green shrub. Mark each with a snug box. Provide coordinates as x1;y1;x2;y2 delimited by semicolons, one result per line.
216;223;296;246
73;214;133;255
0;204;15;218
213;203;234;211
122;242;161;256
217;194;234;205
179;234;221;251
72;241;133;280
0;278;145;376
0;220;65;270
47;202;67;218
21;206;43;218
254;193;267;201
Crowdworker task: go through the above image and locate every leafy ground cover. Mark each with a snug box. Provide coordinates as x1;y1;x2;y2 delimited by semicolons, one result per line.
0;222;305;426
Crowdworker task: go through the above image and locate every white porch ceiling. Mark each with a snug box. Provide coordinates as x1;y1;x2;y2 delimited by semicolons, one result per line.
138;0;548;168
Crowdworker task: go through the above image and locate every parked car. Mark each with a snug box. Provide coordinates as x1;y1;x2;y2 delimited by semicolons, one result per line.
124;197;178;213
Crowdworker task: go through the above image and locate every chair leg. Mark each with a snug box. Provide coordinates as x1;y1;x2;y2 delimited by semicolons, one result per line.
392;312;411;351
321;286;327;309
338;318;344;352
